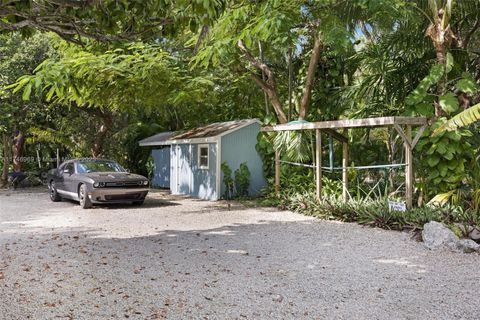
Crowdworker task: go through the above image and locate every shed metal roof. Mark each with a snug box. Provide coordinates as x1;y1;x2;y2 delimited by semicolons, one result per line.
138;131;178;147
139;119;261;146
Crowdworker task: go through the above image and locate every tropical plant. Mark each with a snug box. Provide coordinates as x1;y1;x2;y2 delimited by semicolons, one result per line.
434;103;480;133
234;162;251;198
221;161;234;200
0;32;57;184
0;0;225;44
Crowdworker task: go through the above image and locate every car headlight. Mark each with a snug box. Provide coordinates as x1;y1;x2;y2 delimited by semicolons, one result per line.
93;182;106;188
143;180;149;186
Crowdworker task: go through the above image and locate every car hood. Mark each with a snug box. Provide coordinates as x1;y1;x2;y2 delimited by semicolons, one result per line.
81;172;147;182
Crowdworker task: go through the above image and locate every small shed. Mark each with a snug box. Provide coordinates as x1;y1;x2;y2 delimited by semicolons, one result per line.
139;119;266;200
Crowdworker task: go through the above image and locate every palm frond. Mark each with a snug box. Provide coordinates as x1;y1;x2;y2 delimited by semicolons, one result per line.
273;130;313;163
428;189;457;206
434;103;480;135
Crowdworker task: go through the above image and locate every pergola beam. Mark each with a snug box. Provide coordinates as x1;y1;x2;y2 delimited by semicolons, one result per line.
393;124;411;148
323;128;348;143
411;124;427;149
261;116;427;132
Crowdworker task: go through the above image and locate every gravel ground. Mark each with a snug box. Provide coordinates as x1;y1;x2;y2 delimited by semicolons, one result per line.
1;187;479;319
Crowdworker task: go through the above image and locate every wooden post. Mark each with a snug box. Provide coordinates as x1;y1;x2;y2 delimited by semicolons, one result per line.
36;148;41;169
56;148;60;168
275;150;280;194
316;129;322;200
405;125;413;209
342;141;349;201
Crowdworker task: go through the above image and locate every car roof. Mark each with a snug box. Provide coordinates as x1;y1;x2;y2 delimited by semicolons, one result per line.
59;158;117;167
75;158;116;162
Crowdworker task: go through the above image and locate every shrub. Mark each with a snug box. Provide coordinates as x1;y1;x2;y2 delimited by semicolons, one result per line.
221;161;251;199
221;162;234;199
260;189;479;234
234;162;250;197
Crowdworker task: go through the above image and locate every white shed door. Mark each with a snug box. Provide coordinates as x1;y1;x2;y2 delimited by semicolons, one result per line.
170;146;177;193
174;145;191;195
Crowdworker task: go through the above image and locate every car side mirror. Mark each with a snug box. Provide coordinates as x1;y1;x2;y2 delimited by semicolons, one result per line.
63;169;71;175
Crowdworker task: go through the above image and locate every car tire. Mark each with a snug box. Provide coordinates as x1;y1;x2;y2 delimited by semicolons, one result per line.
49;181;61;202
132;200;145;206
78;184;92;209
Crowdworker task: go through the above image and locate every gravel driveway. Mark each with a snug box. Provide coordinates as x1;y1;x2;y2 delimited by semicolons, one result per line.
1;188;479;319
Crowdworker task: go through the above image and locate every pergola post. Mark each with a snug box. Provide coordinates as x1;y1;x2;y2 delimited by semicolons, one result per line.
342;140;349;201
275;149;280;195
316;129;322;200
405;125;413;209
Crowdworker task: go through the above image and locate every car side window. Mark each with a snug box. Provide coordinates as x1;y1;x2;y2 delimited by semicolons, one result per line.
76;163;85;174
64;163;74;175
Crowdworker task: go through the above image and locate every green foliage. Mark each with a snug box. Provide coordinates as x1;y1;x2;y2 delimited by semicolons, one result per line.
405;63;445;109
260;190;480;233
456;76;478;94
221;161;234;200
438;92;459;114
416;123;471;194
402;48;479;201
416;124;471;194
434;103;480;134
1;0;479;203
0;33;57;131
0;1;226;44
10;40;180;113
273;130;313;163
322;176;343;197
256;133;275;179
234;163;251;198
222;161;251;199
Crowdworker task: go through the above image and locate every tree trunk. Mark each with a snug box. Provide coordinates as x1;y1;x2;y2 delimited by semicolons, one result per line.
92;125;108;158
298;36;323;120
1;133;10;186
426;7;454;117
12;130;25;172
91;112;113;158
238;39;288;123
238;36;322;124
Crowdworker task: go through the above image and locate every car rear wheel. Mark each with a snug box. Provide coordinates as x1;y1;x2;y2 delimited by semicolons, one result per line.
78;184;92;209
49;181;61;202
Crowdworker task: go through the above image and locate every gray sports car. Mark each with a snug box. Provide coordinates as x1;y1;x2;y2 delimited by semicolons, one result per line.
47;158;149;209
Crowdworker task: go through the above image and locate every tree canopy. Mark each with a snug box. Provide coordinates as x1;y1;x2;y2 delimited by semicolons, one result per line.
0;0;479;207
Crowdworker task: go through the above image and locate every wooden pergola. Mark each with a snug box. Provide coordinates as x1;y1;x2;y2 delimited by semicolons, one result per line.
262;116;428;209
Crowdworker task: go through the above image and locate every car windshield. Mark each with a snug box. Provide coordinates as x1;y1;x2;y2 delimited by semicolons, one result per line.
76;160;125;173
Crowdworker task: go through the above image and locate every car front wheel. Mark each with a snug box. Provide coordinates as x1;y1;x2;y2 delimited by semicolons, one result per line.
78;184;92;209
49;181;61;202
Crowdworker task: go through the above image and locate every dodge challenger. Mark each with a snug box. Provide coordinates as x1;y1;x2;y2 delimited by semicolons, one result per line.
47;159;149;209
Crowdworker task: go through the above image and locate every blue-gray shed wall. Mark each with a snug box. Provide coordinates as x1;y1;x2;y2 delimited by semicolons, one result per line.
190;143;217;200
151;147;170;188
170;143;218;200
220;122;266;197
